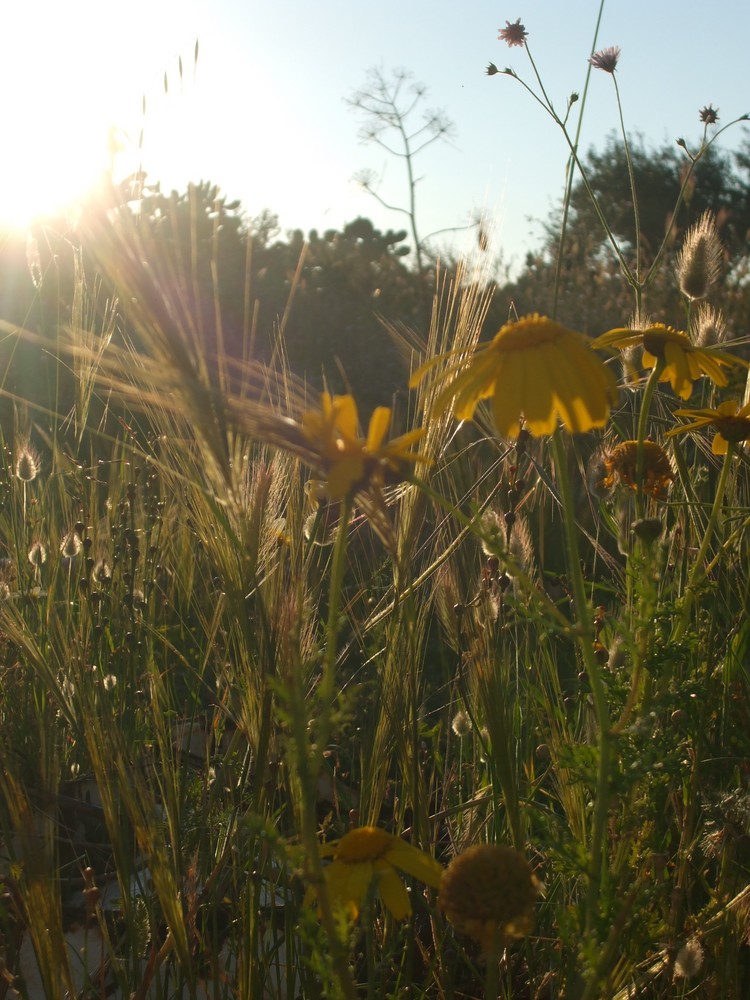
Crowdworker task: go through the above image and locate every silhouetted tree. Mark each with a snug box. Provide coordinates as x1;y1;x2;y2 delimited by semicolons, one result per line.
249;217;425;413
495;135;750;334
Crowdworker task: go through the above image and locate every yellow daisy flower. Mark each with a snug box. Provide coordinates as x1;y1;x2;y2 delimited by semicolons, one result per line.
591;323;743;400
306;826;443;920
666;400;750;455
410;314;618;438
300;393;427;499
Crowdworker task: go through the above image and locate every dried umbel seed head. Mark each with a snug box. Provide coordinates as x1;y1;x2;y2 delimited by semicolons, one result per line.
439;844;540;954
15;444;40;483
676;211;723;301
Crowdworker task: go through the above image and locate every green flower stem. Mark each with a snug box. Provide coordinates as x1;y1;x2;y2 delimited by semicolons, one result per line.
612;72;641;303
675;444;734;639
635;359;665;517
551;0;605;318
318;497;352;751
550;431;611;937
484;931;502;1000
295;498;356;1000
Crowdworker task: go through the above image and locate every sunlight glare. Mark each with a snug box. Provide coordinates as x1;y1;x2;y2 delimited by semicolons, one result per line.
0;1;198;232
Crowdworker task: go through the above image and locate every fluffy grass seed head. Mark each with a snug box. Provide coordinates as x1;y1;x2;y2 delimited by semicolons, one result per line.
598;440;675;500
92;558;112;585
411;314;618;438
692;303;727;346
452;710;473;737
439;844;541;954
60;530;82;560
15;443;40;483
27;541;47;567
676;211;723;301
674;936;704;979
592;323;743;400
305;826;443;921
667;400;750;455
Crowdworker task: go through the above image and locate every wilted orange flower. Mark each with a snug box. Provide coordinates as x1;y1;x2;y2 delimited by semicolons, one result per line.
305;826;443;920
592;323;743;400
666;400;750;455
439;844;540;954
596;440;674;499
411;314;617;438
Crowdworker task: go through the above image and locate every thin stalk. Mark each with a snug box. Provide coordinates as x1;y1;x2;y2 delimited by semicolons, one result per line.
612;72;642;314
635;359;665;517
675;444;734;638
551;0;606;318
549;430;611;940
511;42;634;286
294;499;357;1000
484;935;503;1000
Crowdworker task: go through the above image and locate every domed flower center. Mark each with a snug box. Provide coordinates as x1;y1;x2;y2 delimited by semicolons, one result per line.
335;826;393;863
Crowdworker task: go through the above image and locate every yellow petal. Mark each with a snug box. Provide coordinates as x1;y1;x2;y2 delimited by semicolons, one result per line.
366;407;392;450
663;343;692;399
385;842;443;887
591;327;641;349
334;395;359;440
712;433;729;455
642;349;657;370
325;454;365;498
716;401;740;417
376;863;411;919
543;341;589;433
445;352;501;420
518;342;554;431
328;860;373;918
665;417;712;438
697;352;729;387
492;355;525;437
408;346;467;388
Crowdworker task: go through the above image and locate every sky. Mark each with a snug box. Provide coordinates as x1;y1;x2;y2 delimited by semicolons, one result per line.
2;0;749;274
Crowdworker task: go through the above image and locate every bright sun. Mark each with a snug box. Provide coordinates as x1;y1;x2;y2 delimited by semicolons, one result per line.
0;1;197;233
